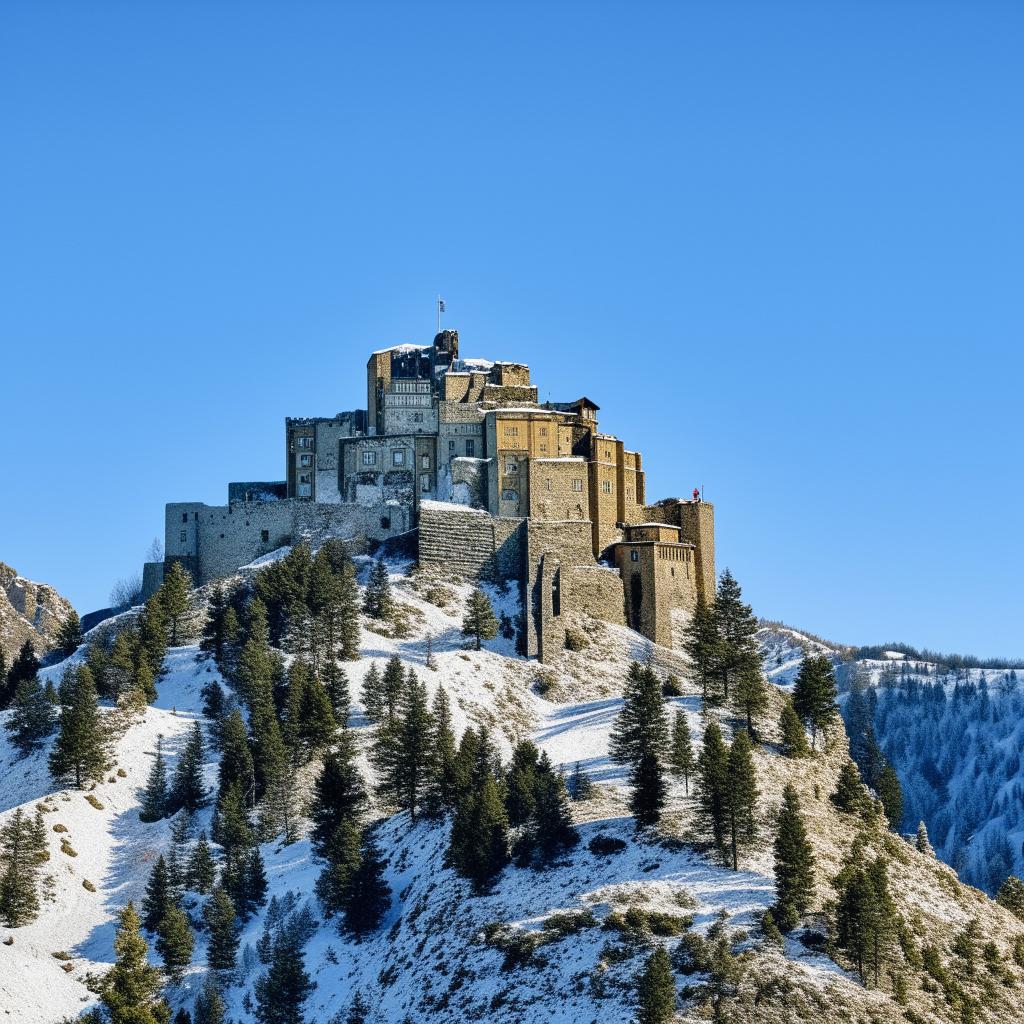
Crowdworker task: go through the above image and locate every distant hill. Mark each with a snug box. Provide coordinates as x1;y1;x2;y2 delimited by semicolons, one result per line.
0;561;74;662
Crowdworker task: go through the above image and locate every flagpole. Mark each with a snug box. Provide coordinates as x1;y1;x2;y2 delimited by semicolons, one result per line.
437;295;441;335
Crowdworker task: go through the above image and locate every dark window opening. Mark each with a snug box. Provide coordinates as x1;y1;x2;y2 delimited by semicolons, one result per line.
380;516;391;530
551;573;561;617
181;512;188;523
261;529;269;543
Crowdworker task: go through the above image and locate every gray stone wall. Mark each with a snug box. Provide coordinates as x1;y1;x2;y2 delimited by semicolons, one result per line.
417;502;525;582
528;457;589;522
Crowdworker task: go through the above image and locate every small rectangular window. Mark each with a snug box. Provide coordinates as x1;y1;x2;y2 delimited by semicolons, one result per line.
602;480;612;494
392;449;405;466
572;479;583;492
362;451;377;466
630;549;639;562
448;440;456;451
261;529;270;543
466;440;475;456
413;412;423;422
297;484;312;497
179;530;187;543
296;435;313;449
505;458;517;473
299;454;313;468
181;512;188;523
421;454;430;469
545;478;552;491
421;474;430;492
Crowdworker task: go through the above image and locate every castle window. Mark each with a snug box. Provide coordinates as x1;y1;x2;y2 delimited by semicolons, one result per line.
545;478;552;491
299;454;313;468
626;487;632;499
421;454;430;469
380;516;391;529
539;426;548;436
261;530;269;543
501;488;519;502
572;479;583;492
630;549;639;562
362;451;377;466
413;412;423;422
465;440;475;456
505;458;517;474
602;480;612;494
181;512;188;523
449;440;456;451
391;449;405;466
296;435;313;449
180;530;187;543
420;474;430;492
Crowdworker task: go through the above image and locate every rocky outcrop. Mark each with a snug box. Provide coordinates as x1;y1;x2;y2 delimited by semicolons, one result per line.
0;561;75;661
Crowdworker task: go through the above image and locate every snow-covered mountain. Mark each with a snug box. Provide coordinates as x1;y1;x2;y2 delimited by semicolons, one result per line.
3;562;1024;1023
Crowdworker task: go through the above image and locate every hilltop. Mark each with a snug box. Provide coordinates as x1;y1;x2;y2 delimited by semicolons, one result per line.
0;561;75;664
1;554;1023;1023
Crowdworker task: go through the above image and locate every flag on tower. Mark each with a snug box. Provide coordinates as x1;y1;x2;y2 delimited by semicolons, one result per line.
438;298;445;313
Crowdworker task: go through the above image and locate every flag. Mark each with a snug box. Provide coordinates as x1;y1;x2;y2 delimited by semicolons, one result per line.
438;298;445;313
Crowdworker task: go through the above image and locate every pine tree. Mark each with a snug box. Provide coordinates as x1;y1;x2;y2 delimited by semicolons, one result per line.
242;848;269;918
792;655;838;749
107;630;140;701
322;660;350;726
733;662;768;737
505;740;541;827
49;664;107;788
56;609;83;658
361;662;386;722
461;588;498;650
235;598;275;708
298;672;336;754
668;710;695;793
724;729;758;870
772;783;815;931
141;855;173;931
380;656;405;723
200;583;229;664
696;720;729;856
140;736;171;822
682;599;721;703
171;722;208;814
155;904;194;983
160;561;193;646
0;808;43;926
213;780;254;864
344;991;370;1024
137;595;169;680
424;633;436;670
219;606;242;682
316;817;363;917
423;686;458;816
5;673;57;756
342;829;391;935
204;887;240;972
630;751;667;829
362;557;393;620
712;570;759;702
996;875;1024;920
529;757;579;862
636;946;676;1024
187;832;217;894
100;902;171;1024
779;697;810;757
875;763;904;829
2;640;39;709
193;978;226;1024
217;709;254;800
832;761;869;815
915;821;935;858
834;848;899;987
309;732;369;858
568;761;594;801
254;930;314;1024
449;774;510;892
610;662;669;769
373;670;433;819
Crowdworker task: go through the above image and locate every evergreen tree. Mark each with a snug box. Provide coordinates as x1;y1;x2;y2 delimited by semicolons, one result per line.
732;661;768;736
629;751;666;829
792;655;838;749
831;760;870;815
140;736;171;822
636;946;675;1024
461;588;498;650
107;630;140;701
609;662;669;768
779;697;810;757
567;760;594;802
254;930;314;1024
49;664;107;788
187;832;217;894
316;817;362;918
381;656;405;723
155;904;194;983
298;672;336;754
309;732;369;858
423;685;458;816
344;991;370;1024
875;763;904;829
235;598;275;709
996;875;1024;920
712;570;759;702
193;978;226;1024
204;886;240;972
668;710;695;793
200;583;229;664
100;902;171;1024
322;541;361;661
219;606;242;682
217;709;254;801
449;774;510;892
213;780;254;864
342;829;391;935
5;673;57;756
0;808;43;926
322;660;350;726
141;855;173;931
915;820;935;857
2;640;40;709
362;557;393;620
682;599;721;703
84;641;112;700
171;722;208;814
360;662;386;722
772;784;815;931
834;848;899;987
695;720;729;856
372;670;433;819
724;729;758;870
528;756;579;862
242;848;269;918
424;633;436;670
56;609;83;658
160;561;193;646
137;595;169;680
505;740;540;827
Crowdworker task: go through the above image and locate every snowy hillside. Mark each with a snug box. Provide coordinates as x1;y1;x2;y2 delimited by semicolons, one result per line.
3;562;1024;1023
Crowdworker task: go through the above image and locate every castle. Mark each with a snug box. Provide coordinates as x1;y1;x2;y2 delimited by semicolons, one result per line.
144;331;714;661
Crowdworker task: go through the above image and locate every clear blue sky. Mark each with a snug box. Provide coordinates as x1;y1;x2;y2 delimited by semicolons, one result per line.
2;2;1021;657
